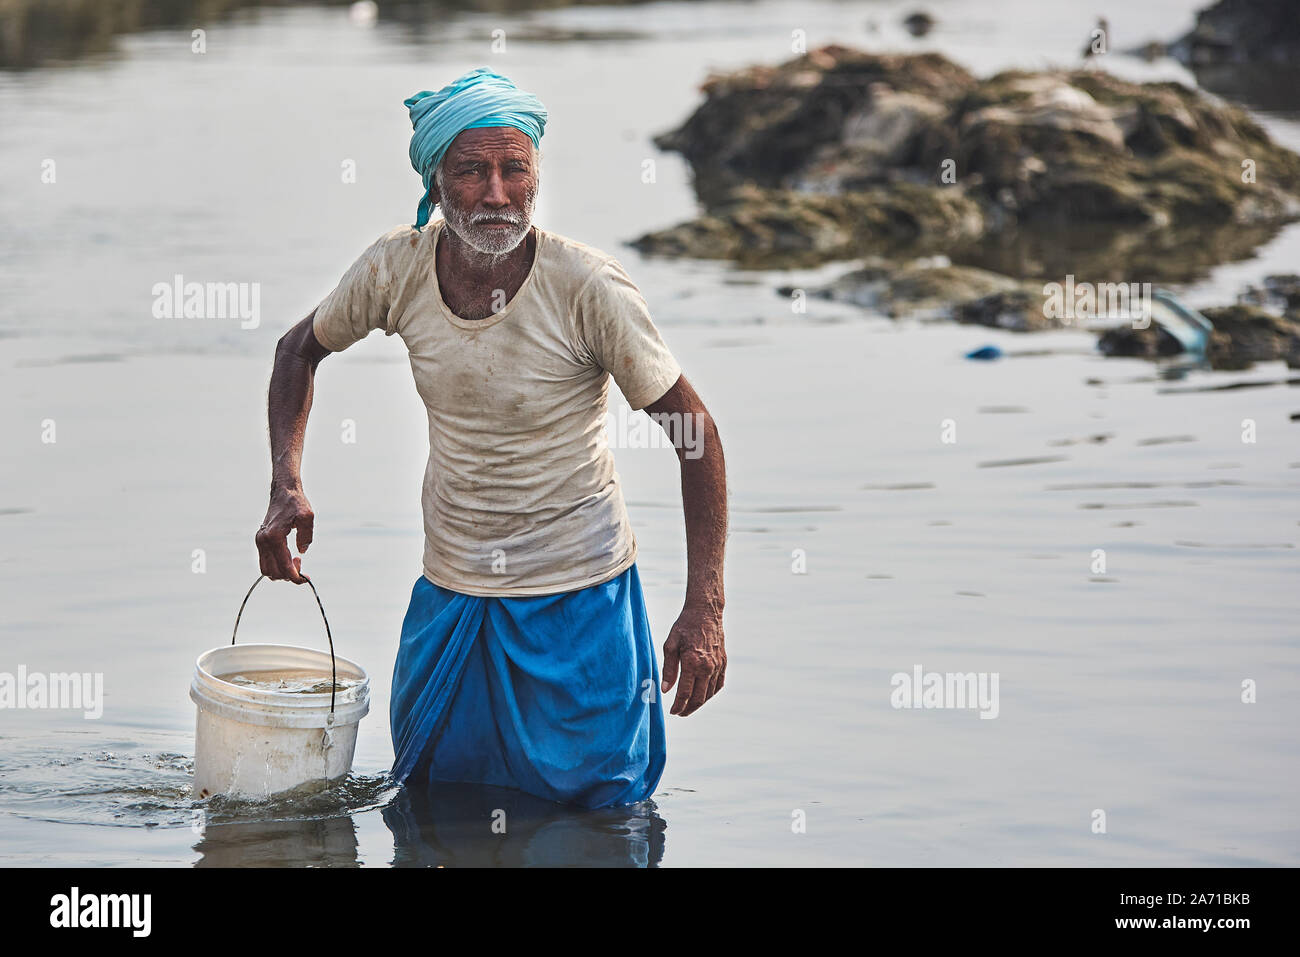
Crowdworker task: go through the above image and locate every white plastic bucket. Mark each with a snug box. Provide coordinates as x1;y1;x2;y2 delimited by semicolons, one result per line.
190;577;370;800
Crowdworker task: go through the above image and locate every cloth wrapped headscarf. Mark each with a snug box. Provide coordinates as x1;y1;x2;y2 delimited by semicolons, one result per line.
404;67;548;230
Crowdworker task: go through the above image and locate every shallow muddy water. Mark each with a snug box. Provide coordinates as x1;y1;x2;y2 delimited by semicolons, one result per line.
1;0;1297;866
221;669;363;695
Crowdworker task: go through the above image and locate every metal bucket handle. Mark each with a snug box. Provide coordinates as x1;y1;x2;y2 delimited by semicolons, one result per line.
230;575;337;718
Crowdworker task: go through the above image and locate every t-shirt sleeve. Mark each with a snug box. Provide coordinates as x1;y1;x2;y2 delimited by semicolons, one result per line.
575;258;682;410
311;234;397;352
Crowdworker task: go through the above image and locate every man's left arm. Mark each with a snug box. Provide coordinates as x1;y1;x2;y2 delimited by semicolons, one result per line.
645;374;728;717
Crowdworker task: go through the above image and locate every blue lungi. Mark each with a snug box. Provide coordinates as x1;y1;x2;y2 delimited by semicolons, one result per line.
389;562;666;809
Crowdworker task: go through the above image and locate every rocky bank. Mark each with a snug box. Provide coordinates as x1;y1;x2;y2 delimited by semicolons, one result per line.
634;44;1300;369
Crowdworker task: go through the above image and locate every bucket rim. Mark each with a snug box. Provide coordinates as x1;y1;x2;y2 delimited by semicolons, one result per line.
193;643;370;712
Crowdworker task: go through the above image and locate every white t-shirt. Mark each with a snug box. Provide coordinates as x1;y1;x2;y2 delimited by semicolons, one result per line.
312;218;682;596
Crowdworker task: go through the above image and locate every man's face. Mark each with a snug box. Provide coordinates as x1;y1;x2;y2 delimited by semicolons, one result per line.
433;127;538;255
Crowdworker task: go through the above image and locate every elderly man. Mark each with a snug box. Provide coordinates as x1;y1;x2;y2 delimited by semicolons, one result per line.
255;68;728;809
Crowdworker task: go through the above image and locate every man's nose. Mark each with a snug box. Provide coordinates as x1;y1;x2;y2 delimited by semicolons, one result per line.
482;168;509;207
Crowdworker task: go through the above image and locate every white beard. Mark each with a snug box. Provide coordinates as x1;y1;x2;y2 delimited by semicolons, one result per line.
436;168;537;256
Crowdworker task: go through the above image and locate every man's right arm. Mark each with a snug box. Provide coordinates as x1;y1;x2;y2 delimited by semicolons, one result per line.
256;311;332;583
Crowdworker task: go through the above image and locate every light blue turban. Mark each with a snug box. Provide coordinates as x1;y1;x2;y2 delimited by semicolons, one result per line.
404;67;548;230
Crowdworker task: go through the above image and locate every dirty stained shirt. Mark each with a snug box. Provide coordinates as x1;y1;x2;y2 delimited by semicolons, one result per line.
311;218;682;596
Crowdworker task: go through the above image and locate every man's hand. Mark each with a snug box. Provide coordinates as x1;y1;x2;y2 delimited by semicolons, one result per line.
661;603;726;716
645;374;728;717
256;486;315;584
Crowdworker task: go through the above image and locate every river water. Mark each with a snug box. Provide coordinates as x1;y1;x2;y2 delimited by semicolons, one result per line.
1;0;1297;866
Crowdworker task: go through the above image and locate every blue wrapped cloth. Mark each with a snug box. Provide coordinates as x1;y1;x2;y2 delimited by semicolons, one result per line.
390;564;665;809
382;781;667;867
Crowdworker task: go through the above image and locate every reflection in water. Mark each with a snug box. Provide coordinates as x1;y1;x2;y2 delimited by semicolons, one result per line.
0;732;396;866
382;782;666;867
190;772;394;865
952;219;1288;289
195;815;360;867
0;0;653;69
1;0;253;68
1187;63;1300;117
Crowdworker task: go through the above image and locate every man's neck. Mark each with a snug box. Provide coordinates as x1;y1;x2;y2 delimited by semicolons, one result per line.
436;223;535;285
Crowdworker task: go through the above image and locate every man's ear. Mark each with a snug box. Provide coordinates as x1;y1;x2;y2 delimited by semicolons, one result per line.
429;164;443;207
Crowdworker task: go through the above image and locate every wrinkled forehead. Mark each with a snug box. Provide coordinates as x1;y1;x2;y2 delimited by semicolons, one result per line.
443;127;537;165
